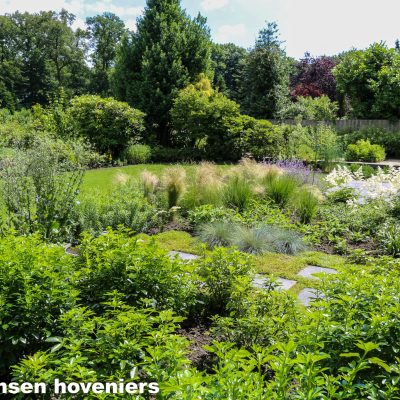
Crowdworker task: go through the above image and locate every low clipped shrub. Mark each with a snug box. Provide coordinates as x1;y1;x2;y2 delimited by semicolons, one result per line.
346;139;386;162
124;144;152;164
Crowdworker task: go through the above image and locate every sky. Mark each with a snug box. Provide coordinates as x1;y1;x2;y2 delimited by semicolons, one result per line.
1;0;400;59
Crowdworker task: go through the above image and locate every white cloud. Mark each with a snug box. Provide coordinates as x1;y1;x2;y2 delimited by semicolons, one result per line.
200;0;229;12
124;18;137;32
215;23;246;43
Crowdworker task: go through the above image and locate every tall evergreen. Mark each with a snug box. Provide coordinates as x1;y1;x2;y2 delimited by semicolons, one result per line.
113;0;212;146
241;22;290;119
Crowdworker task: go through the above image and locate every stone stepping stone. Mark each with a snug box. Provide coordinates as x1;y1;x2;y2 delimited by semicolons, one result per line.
298;288;325;306
252;274;297;291
297;266;337;280
169;251;200;261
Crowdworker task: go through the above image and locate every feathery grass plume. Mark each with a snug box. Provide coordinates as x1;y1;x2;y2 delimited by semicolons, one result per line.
222;173;254;211
195;162;223;206
140;170;160;202
264;174;298;207
162;166;186;209
234;158;283;183
113;172;130;185
292;187;321;224
196;221;236;248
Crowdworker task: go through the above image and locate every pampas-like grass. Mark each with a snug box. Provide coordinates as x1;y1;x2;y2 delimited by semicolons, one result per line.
140;171;160;202
162;166;187;209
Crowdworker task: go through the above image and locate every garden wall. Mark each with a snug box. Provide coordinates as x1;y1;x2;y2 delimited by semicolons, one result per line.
270;119;400;131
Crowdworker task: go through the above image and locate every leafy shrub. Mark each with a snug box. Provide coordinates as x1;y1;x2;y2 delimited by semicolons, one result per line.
228;115;285;160
0;235;78;378
212;284;298;348
124;144;151;164
277;95;339;120
68;95;145;157
377;222;400;257
13;300;190;397
196;247;253;315
339;126;400;158
72;186;161;239
76;230;198;315
264;175;298;207
0;139;84;242
187;205;240;226
222;174;253;211
171;75;241;161
346;139;386;162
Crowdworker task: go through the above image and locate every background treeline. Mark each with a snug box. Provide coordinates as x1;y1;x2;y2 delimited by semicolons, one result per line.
2;0;400;161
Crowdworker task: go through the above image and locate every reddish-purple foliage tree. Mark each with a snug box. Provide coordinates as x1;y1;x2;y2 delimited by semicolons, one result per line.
291;53;338;100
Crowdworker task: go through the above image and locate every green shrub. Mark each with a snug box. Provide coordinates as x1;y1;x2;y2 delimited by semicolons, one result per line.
346;139;386;162
231;225;275;255
13;300;190;396
76;230;198;315
228;115;285;160
196;247;253;315
377;222;400;257
124;144;151;164
0;138;84;242
68;95;145;157
222;175;253;211
187;205;240;226
0;235;78;378
264;175;298;207
339;126;400;158
212;284;298;348
72;186;161;239
277;95;339;121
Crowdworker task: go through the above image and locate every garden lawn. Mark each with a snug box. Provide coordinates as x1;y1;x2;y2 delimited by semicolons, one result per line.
81;163;230;194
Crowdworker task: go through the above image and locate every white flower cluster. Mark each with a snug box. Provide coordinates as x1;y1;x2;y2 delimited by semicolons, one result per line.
325;166;400;206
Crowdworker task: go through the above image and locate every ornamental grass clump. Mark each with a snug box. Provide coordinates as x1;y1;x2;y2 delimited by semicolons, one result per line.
292;188;321;224
264;174;299;207
196;221;236;248
197;222;307;255
222;174;253;211
162;167;186;209
182;162;223;209
140;170;160;202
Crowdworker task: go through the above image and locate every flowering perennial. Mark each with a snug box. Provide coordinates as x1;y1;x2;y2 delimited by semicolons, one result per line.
325;166;400;205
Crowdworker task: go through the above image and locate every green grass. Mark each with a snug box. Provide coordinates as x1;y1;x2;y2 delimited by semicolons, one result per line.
81;164;230;195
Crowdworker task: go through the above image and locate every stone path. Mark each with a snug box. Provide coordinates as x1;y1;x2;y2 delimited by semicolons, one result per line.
169;251;200;261
166;252;339;307
253;274;297;291
297;266;337;280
